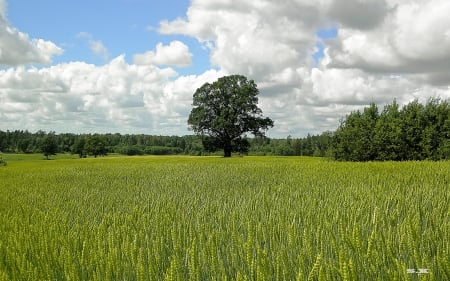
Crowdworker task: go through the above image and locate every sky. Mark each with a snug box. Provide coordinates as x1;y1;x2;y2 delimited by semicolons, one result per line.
1;0;450;137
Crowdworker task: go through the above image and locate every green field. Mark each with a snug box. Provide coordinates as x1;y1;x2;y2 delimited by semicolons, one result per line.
0;156;448;280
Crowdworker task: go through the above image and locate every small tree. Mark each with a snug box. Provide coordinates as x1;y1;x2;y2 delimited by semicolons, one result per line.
71;137;86;158
374;100;403;160
40;133;58;160
188;75;274;157
85;135;107;158
0;154;7;166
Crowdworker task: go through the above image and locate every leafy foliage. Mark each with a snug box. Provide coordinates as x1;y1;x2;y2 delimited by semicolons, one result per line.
188;75;274;157
0;154;6;166
71;137;86;158
0;130;333;157
40;132;58;160
84;135;108;158
332;98;450;161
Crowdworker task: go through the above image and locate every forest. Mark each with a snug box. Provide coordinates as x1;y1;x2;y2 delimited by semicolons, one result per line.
1;98;449;161
332;98;450;161
0;129;331;157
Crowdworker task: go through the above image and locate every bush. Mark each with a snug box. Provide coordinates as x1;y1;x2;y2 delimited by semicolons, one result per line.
0;155;7;166
144;146;183;155
115;145;183;156
115;145;145;156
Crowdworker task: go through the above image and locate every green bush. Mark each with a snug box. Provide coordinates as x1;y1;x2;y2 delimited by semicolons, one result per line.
144;146;182;155
115;145;145;156
0;155;7;166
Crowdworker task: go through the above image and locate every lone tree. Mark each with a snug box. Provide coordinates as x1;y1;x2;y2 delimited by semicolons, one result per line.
188;74;274;157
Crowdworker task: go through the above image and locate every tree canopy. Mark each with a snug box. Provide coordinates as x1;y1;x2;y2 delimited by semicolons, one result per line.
331;98;450;161
188;75;274;157
40;133;58;160
84;135;108;158
2;131;331;157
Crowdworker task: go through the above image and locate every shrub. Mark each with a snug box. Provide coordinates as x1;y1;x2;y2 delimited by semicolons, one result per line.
144;146;182;155
0;155;6;166
115;145;145;156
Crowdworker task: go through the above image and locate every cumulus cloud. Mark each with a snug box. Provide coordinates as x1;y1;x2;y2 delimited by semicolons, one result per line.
2;0;450;137
155;0;450;136
328;0;388;30
0;0;5;19
326;0;450;82
0;55;225;134
0;1;62;66
133;41;193;67
159;0;321;77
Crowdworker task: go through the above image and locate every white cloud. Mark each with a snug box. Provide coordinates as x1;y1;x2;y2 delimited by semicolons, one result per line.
90;41;109;59
133;41;193;67
156;0;450;137
0;0;5;19
392;0;450;62
0;55;226;135
0;1;62;66
327;0;388;30
256;66;450;136
2;0;450;137
77;32;109;60
159;0;321;78
326;0;450;80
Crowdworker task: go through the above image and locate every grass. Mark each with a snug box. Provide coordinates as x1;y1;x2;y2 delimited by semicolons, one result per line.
0;156;448;280
1;153;79;162
0;153;129;162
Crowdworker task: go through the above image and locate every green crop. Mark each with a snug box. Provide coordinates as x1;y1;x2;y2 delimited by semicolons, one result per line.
0;156;448;280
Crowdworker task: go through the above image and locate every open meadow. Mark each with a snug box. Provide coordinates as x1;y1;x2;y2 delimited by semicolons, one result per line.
0;155;449;280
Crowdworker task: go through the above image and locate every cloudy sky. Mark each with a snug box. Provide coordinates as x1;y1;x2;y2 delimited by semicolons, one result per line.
1;0;450;137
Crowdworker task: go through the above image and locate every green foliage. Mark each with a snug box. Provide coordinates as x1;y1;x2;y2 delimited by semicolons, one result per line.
332;98;450;161
84;135;108;158
248;133;333;157
144;146;183;155
373;100;403;160
188;75;274;157
114;145;184;156
0;130;333;157
71;137;86;158
332;103;379;161
114;145;145;156
0;154;6;166
40;132;58;160
0;157;448;280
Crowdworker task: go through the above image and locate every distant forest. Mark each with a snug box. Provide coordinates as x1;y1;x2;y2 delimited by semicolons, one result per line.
0;130;332;157
1;98;450;161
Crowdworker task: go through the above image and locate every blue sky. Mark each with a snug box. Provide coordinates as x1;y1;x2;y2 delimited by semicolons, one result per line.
7;0;212;73
1;0;449;137
7;0;332;71
313;27;338;66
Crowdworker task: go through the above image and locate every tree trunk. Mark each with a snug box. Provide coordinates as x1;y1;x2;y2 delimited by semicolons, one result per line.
223;141;232;157
224;148;232;157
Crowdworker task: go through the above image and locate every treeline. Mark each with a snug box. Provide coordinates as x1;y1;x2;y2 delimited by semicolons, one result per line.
0;131;331;157
0;132;204;156
331;98;450;161
248;133;332;156
4;98;448;161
